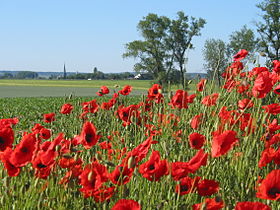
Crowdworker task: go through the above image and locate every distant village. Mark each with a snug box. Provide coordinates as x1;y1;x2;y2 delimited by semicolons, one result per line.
0;65;206;80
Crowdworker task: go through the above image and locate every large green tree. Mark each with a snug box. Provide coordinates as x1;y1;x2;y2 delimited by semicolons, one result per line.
123;13;171;85
203;39;229;86
228;25;259;55
256;0;280;61
167;11;206;89
123;12;205;87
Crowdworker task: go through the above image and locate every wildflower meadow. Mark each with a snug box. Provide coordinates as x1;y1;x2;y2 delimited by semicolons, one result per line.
1;50;280;209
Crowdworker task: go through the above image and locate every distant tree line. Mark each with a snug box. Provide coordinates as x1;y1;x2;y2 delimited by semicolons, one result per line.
0;71;38;79
0;69;154;80
66;71;137;80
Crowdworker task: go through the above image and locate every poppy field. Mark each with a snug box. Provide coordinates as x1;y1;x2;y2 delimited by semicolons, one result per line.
1;50;280;209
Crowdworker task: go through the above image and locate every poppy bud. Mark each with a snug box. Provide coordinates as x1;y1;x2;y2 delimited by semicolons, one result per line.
241;80;249;86
128;156;136;168
88;171;93;181
95;153;102;161
62;154;72;159
105;161;115;167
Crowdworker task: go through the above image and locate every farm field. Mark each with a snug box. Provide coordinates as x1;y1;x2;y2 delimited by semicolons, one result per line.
1;58;280;209
0;79;193;97
0;79;153;89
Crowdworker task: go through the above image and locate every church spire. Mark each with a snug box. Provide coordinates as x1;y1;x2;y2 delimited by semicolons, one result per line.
63;63;67;79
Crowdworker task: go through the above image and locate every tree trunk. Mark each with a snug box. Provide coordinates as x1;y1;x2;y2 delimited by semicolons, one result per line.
179;62;185;90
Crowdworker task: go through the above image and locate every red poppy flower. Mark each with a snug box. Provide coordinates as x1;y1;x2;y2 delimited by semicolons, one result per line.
193;197;224;210
273;149;280;165
265;119;280;135
189;132;206;150
0;126;14;152
118;85;132;95
211;130;239;157
110;164;134;185
112;199;141;210
79;161;108;198
59;158;83;184
148;84;163;103
171;161;191;181
0;147;21;177
79;121;101;149
169;90;189;109
0;118;19;129
201;93;219;106
171;149;208;180
101;102;111;110
59;157;79;169
251;67;269;76
262;103;280;115
82;99;99;114
218;106;235;124
175;176;200;195
124;137;152;167
237;83;250;94
99;141;112;150
256;169;280;200
187;94;196;103
234;201;271;210
116;104;141;127
96;86;110;96
223;79;237;92
60;103;74;114
139;150;169;181
32;150;56;179
273;83;280;94
187;149;208;173
238;98;254;110
272;60;280;73
10;133;37;167
32;123;44;133
223;61;244;80
197;179;219;196
233;49;248;61
93;186;115;203
197;79;207;92
190;114;203;130
43;113;55;123
33;133;62;170
258;147;275;168
39;128;51;140
252;71;274;98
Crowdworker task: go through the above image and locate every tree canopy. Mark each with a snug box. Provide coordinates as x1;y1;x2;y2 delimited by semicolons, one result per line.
123;11;206;88
256;0;280;61
203;39;229;86
228;25;259;55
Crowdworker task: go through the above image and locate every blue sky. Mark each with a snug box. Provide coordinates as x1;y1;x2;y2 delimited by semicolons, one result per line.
0;0;262;73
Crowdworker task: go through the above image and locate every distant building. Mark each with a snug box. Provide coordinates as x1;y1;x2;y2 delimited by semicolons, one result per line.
134;74;141;79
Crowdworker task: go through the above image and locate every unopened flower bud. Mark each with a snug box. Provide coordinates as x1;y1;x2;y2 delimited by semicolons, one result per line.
128;156;136;168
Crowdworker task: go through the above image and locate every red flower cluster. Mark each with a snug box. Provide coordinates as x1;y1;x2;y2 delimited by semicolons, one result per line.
169;90;196;109
96;86;110;96
3;56;280;208
60;103;74;114
119;85;132;95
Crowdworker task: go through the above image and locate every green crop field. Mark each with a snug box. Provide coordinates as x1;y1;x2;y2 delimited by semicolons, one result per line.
0;79;153;89
0;80;152;97
0;79;197;97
